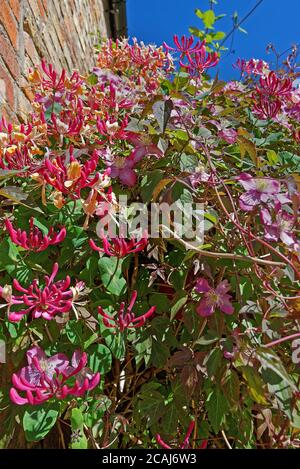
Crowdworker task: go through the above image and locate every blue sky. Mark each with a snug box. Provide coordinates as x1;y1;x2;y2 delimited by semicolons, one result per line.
127;0;300;79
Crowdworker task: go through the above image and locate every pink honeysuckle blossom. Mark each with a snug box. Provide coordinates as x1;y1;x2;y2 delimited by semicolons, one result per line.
257;71;293;98
0;262;84;322
260;208;299;250
96;115;130;144
163;35;205;58
195;278;234;317
10;346;100;405
89;235;148;257
5;217;66;252
234;58;269;77
98;290;156;332
236;173;281;211
156;421;208;449
253;95;282;119
43;147;100;198
180;47;219;77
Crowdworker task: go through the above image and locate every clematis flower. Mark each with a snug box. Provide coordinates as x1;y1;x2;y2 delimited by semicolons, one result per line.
189;164;212;188
0;262;84;322
98;290;156;332
195;278;234;317
236;173;281;211
156;421;208;449
126;133;163;161
5;217;66;252
89;235;148;257
218;128;237;144
260;208;299;250
101;146;148;187
10;346;100;405
163;35;205;58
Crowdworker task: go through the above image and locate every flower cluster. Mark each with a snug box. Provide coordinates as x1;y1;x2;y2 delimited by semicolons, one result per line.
5;217;66;252
89;235;148;257
10;346;100;405
0;263;83;322
98;291;156;331
164;35;219;78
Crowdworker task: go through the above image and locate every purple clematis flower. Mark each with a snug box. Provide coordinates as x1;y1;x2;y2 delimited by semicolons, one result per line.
218;128;237;144
126;133;163;161
195;278;234;317
260;208;299;250
236;173;281;211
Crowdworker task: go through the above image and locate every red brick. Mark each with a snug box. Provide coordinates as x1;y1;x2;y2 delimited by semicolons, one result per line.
37;0;47;18
0;2;18;49
0;65;14;109
8;0;21;21
41;0;48;14
0;35;20;79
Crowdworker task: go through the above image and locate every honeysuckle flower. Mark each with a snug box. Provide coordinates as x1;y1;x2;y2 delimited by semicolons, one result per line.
156;421;208;449
0;262;84;322
5;217;66;252
96;115;130;143
260;208;299;250
98;290;156;332
10;346;100;405
89;235;148;257
253;95;282;119
234;58;269;76
181;48;219;77
257;71;293;98
236;173;281;211
43;148;100;198
195;278;234;317
163;35;205;58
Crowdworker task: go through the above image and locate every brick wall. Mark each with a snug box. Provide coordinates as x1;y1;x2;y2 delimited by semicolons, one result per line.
0;0;111;122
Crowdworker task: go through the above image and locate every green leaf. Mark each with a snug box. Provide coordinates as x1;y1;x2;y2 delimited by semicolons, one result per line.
203;9;216;29
261;368;293;419
205;347;222;378
151;338;170;367
98;257;126;296
101;326;126;360
88;344;112;375
266;149;278;165
170;292;188;320
256;348;297;391
23;403;60;442
65;320;85;346
206;387;229;433
241;366;269;405
71;408;88;449
152;99;173;134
